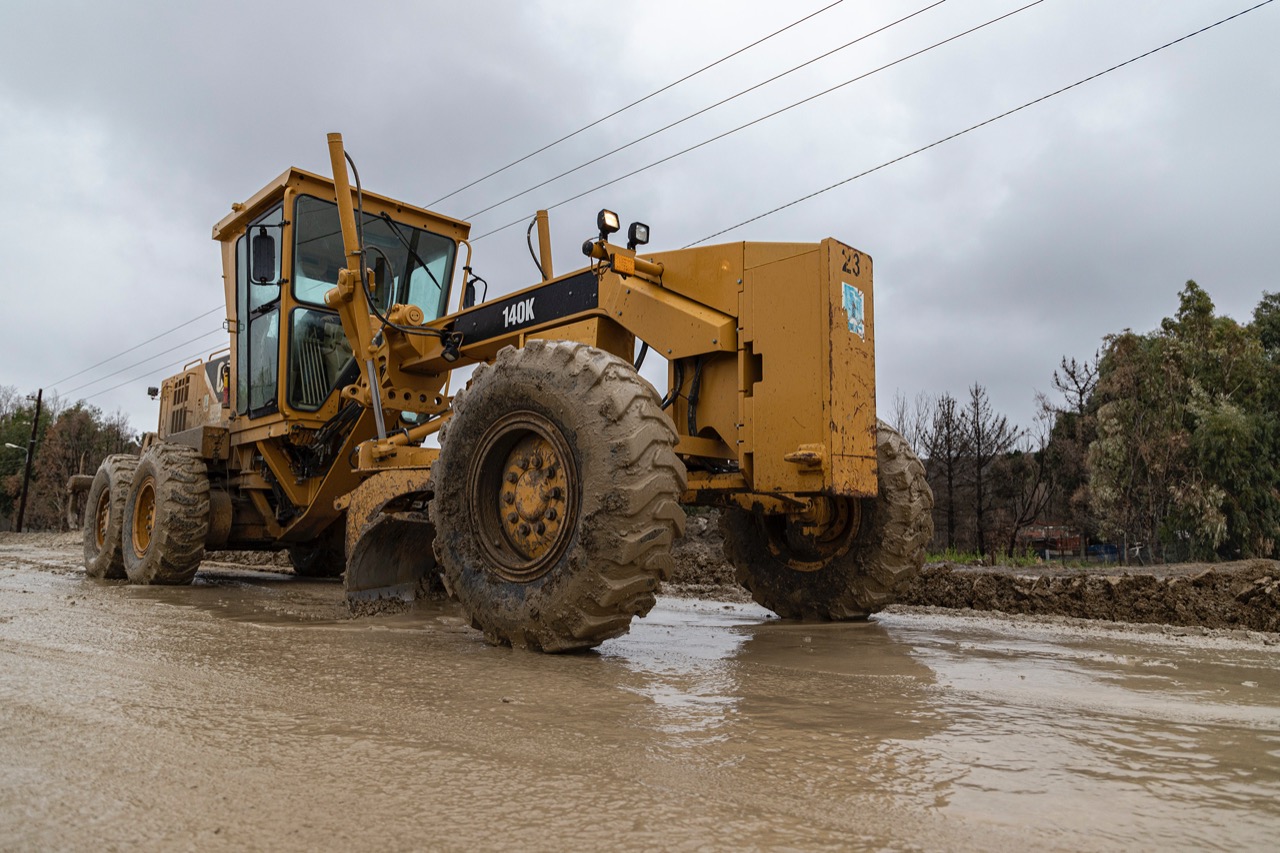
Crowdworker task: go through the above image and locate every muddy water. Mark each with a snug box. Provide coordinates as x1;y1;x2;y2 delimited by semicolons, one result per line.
1;552;1278;851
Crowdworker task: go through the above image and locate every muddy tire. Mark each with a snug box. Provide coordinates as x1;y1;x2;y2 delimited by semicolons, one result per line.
431;340;686;652
288;526;346;579
122;443;210;585
83;455;140;579
723;420;933;619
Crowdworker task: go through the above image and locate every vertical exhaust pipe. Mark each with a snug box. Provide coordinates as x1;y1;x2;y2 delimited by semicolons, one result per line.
535;209;554;281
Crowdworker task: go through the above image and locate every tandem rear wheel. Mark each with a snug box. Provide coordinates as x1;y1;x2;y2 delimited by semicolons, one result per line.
120;443;210;585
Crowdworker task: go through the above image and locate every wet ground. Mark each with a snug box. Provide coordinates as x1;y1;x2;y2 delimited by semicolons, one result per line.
2;537;1279;851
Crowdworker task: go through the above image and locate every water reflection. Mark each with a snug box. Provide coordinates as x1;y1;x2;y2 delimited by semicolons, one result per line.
876;611;1280;849
105;567;1280;851
598;599;759;746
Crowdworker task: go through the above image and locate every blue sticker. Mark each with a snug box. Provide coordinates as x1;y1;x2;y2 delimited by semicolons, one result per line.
842;282;865;338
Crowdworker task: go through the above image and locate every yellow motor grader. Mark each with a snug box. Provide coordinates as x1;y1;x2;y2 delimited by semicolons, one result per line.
80;133;932;651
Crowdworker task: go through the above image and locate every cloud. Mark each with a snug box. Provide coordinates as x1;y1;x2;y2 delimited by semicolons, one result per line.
0;0;1275;436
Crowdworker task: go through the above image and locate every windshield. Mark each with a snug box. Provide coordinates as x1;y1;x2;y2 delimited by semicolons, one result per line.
292;195;455;320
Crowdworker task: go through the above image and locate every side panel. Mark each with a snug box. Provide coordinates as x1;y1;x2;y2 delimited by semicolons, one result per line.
741;248;828;494
739;241;876;497
824;239;877;496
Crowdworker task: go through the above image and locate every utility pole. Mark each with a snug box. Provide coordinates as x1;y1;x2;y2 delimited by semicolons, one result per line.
15;388;42;533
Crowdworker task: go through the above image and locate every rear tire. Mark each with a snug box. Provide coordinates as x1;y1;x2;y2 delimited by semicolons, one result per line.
431;340;686;652
122;443;210;585
723;420;933;619
83;455;139;579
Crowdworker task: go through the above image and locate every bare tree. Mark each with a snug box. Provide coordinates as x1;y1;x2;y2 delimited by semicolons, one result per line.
925;392;968;549
889;389;933;457
964;383;1019;559
1052;353;1099;419
1002;403;1055;555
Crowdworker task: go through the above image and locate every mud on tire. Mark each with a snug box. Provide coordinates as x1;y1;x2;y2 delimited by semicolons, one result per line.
723;420;933;619
83;454;140;579
431;340;686;652
122;443;210;585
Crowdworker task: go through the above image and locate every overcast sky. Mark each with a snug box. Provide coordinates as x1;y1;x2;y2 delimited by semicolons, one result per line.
1;0;1276;441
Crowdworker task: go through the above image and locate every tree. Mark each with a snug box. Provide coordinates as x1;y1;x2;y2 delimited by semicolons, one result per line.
1089;281;1280;561
963;384;1019;559
1;398;137;531
1043;354;1101;539
889;390;933;458
923;392;968;550
998;405;1055;556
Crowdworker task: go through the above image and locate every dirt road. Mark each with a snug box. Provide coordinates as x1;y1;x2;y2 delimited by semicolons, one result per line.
3;535;1279;851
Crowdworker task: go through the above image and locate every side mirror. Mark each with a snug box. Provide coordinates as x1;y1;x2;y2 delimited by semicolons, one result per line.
463;280;477;309
251;226;276;284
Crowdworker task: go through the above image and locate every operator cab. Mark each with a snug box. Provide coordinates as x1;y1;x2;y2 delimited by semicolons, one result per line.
214;168;469;425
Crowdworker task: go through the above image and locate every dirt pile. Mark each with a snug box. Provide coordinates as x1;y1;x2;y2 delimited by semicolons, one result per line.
666;510;749;600
203;548;291;568
0;531;80;549
903;561;1280;633
664;514;1280;632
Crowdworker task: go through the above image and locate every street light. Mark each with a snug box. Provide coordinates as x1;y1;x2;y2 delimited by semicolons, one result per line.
4;442;25;452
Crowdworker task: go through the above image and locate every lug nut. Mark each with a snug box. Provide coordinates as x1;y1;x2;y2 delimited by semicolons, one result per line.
506;472;518;484
546;465;557;478
507;512;518;524
518;457;529;470
503;492;514;504
530;455;542;469
550;487;562;500
518;523;531;536
536;521;546;534
546;508;557;520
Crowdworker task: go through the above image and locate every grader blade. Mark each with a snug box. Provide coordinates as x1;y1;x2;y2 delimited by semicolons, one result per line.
342;470;441;607
345;511;439;604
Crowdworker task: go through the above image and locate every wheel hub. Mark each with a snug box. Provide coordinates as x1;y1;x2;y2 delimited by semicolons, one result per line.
499;433;569;561
131;479;156;559
766;497;861;571
95;489;111;550
470;412;579;583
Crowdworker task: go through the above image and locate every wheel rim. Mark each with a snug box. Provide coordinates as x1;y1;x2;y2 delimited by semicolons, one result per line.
95;488;112;550
760;497;862;572
131;478;157;559
469;411;578;583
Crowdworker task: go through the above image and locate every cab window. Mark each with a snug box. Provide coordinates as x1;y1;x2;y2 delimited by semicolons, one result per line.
292;195;454;321
235;204;284;417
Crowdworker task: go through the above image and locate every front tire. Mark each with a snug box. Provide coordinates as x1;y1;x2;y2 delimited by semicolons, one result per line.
723;420;933;619
431;341;686;652
122;443;210;585
83;455;139;579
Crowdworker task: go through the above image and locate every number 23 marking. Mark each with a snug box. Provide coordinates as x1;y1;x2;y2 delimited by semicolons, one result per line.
841;247;861;277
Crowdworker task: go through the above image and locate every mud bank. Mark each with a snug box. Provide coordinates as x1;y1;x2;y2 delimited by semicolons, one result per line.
668;512;1280;632
901;561;1280;632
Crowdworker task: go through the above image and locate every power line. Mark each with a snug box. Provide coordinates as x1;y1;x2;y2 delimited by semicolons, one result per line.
465;0;951;220
46;304;223;387
686;0;1276;247
428;0;846;207
82;345;226;404
471;0;1046;242
60;328;225;397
